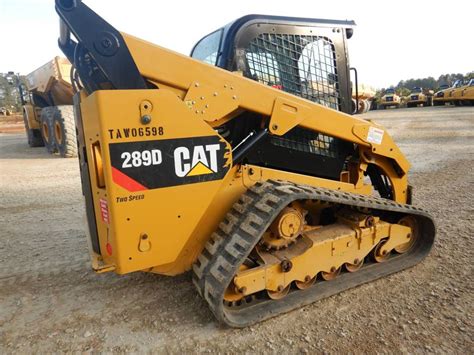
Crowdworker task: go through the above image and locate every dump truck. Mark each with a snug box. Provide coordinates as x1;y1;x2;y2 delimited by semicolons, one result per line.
351;83;376;114
406;87;433;108
379;88;401;109
55;0;435;327
21;56;77;157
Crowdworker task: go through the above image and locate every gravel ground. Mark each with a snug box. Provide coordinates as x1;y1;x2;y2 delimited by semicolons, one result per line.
0;106;473;353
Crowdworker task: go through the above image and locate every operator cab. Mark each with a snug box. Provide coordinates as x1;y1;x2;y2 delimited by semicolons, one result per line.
191;15;357;181
191;15;355;115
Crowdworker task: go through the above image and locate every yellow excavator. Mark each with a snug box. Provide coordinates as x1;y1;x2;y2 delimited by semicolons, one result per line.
55;0;435;327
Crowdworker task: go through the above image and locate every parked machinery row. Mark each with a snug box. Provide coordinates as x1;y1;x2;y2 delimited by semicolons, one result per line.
380;79;474;110
433;79;474;106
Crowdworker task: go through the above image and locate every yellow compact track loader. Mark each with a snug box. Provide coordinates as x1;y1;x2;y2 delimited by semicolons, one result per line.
55;0;435;327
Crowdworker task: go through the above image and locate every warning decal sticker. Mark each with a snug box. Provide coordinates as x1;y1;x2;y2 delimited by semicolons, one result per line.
109;136;230;191
367;127;384;145
99;198;110;224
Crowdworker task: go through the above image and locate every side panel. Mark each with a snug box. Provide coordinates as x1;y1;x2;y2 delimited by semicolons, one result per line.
74;93;101;254
79;89;233;274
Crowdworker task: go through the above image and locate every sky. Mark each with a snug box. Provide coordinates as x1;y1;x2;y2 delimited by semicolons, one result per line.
0;0;472;89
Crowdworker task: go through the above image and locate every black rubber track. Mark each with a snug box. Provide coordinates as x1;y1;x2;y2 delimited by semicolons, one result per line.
192;180;436;327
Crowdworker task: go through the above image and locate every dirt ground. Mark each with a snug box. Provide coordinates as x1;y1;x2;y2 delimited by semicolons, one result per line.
0;114;24;134
0;106;473;353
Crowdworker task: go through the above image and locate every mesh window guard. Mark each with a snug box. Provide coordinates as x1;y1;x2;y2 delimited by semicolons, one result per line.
245;33;340;110
245;33;345;159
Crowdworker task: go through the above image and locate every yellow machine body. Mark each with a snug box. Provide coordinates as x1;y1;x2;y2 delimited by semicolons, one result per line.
56;1;436;325
451;80;474;102
81;33;411;276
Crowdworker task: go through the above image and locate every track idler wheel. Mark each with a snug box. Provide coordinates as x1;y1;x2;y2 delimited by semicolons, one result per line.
394;216;418;254
373;240;390;262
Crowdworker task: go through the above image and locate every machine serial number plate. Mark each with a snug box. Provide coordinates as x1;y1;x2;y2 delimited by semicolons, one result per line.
109;136;230;191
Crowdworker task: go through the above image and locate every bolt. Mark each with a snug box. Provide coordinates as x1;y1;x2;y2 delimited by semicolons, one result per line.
141;234;148;240
330;266;336;272
232;95;237;100
194;83;200;87
249;168;255;175
213;92;218;96
382;250;387;256
238;286;247;294
200;96;205;100
304;275;311;282
354;258;360;265
272;124;279;130
141;115;151;125
281;259;293;273
277;285;284;292
365;215;375;228
407;233;412;239
101;38;112;48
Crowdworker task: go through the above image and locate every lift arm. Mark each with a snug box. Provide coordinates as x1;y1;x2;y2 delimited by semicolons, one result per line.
55;0;410;195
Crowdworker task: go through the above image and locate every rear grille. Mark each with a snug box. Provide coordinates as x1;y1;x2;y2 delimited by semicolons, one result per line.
411;95;419;100
386;96;393;102
271;127;341;158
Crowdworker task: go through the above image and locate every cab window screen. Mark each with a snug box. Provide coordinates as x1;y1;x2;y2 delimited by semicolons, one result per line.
245;34;340;110
246;52;281;87
191;29;222;65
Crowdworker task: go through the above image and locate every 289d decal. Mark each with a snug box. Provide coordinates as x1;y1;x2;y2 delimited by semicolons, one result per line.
109;136;230;191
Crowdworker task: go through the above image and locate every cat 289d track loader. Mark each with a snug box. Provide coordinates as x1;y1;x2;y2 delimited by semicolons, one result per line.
55;0;435;327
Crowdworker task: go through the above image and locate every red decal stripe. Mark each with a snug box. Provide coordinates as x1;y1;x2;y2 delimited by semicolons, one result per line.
111;167;148;192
